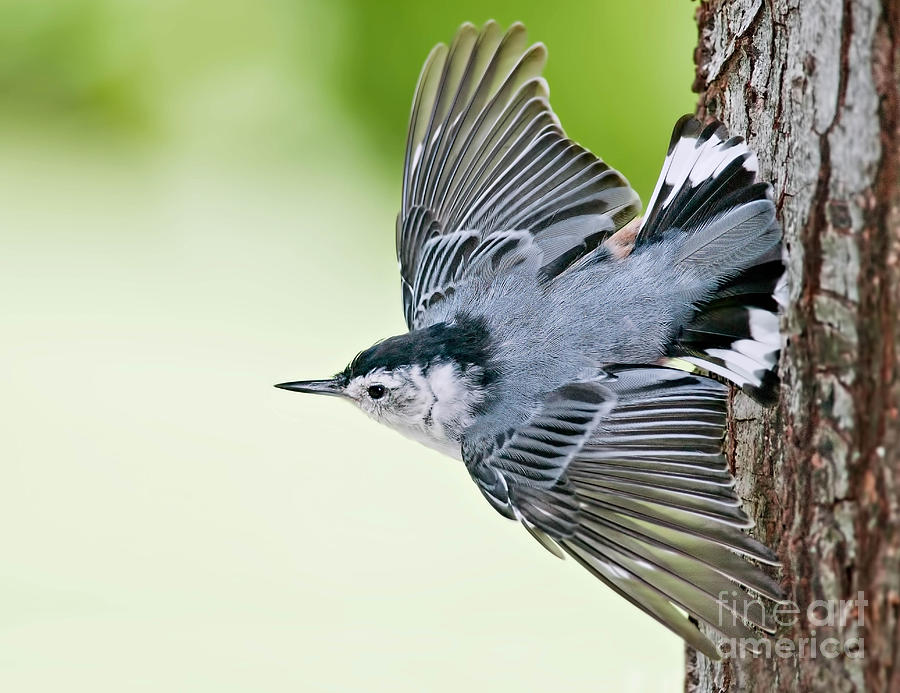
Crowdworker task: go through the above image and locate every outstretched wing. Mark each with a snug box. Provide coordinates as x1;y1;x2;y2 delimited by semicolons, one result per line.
398;21;641;330
463;367;785;659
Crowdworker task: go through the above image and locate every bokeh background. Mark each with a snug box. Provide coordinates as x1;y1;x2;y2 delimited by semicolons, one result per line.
0;1;697;691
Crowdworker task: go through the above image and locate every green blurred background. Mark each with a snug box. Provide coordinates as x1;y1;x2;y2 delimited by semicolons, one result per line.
0;1;697;691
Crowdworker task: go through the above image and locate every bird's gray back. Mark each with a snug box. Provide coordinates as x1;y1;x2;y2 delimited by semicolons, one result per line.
432;236;710;431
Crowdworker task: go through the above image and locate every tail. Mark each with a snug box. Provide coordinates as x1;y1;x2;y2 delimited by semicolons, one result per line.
638;116;786;405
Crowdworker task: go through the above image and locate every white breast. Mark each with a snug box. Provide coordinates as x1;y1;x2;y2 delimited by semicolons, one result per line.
388;362;484;461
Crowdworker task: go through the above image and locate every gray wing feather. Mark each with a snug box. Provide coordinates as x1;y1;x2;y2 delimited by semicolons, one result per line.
468;366;785;658
398;21;640;329
463;380;615;491
563;539;728;660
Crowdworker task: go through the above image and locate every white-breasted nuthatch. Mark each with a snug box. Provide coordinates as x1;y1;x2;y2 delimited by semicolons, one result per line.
276;21;787;658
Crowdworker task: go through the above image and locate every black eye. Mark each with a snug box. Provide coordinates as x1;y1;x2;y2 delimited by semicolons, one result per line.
367;384;386;400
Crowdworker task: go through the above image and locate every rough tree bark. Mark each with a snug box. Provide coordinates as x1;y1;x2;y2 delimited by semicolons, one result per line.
686;1;900;691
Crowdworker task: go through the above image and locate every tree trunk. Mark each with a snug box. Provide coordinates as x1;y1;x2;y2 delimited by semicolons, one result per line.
686;1;900;691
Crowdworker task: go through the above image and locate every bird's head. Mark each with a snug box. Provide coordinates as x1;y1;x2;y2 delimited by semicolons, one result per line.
276;317;497;455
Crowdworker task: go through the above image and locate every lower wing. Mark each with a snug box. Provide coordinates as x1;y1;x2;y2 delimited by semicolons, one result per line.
465;366;785;659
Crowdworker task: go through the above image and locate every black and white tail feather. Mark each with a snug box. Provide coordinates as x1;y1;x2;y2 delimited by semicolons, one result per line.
639;115;786;404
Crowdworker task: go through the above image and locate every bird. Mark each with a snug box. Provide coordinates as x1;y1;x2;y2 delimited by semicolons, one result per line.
276;21;787;658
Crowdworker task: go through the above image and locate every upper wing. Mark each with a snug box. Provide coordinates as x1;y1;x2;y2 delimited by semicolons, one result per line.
398;21;641;330
463;367;785;659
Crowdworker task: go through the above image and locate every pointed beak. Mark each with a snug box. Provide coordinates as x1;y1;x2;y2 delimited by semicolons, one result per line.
274;378;345;397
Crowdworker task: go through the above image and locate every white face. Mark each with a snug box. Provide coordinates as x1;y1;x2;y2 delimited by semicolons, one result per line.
343;362;485;459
